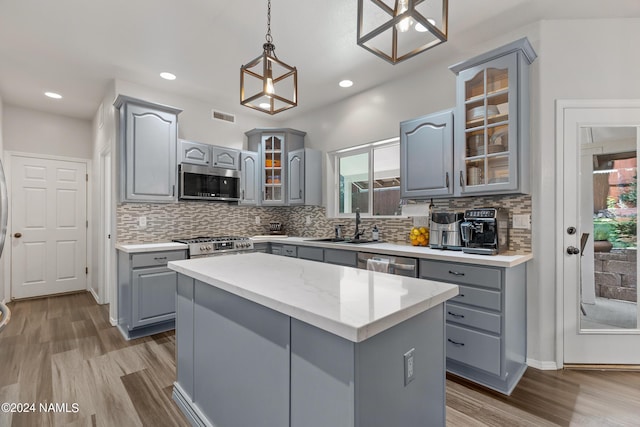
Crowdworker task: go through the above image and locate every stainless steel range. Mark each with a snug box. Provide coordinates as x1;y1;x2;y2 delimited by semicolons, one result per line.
172;236;254;258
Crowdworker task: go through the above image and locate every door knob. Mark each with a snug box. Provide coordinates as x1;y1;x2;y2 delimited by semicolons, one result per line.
14;232;22;238
566;246;580;255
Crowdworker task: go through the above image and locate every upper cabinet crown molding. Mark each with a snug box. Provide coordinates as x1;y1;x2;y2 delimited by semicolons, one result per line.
448;38;537;75
113;94;183;115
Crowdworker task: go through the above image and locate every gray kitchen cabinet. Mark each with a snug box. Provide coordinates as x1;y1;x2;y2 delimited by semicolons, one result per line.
245;128;306;206
297;246;324;262
419;258;527;395
270;243;297;257
114;95;182;203
288;148;322;206
449;37;537;196
324;248;358;267
400;109;454;199
212;146;240;169
179;139;211;166
117;248;187;339
253;242;269;253
239;151;260;206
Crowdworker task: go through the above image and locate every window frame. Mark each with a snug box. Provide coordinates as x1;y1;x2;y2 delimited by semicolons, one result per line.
331;137;404;219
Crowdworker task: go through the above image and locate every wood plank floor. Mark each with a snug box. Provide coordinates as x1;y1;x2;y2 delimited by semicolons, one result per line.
1;292;639;426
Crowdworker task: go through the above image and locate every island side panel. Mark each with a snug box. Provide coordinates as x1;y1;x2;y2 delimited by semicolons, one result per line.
176;274;195;400
290;319;356;427
290;305;446;427
355;305;446;427
193;280;290;427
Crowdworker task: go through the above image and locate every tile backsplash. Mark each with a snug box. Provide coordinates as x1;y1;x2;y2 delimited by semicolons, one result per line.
117;194;531;252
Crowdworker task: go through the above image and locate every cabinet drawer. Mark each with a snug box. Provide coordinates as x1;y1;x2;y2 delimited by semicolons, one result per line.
132;250;186;268
446;324;501;376
451;285;501;311
282;245;297;257
420;260;501;289
446;302;501;334
297;246;324;262
324;249;357;267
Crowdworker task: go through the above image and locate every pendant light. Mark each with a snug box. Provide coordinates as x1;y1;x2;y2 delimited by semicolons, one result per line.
240;0;298;115
357;0;448;64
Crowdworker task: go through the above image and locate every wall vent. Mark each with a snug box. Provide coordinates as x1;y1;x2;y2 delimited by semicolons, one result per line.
212;110;235;124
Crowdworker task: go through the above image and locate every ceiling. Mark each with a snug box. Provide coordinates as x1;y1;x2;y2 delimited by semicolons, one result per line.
1;0;640;121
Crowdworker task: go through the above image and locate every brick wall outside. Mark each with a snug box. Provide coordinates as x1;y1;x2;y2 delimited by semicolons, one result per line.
594;249;637;302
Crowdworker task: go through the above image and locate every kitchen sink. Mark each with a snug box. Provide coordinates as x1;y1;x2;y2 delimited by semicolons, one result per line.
340;239;382;244
305;237;347;242
306;238;382;244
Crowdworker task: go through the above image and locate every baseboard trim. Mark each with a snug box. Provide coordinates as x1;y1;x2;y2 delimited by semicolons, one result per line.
109;316;117;327
563;364;640;371
527;358;559;370
89;288;100;304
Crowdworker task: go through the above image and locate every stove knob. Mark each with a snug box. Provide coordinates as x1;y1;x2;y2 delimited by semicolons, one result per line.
207;245;212;251
200;246;205;251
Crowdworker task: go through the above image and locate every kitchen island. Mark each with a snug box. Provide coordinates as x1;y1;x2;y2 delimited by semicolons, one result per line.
168;252;458;427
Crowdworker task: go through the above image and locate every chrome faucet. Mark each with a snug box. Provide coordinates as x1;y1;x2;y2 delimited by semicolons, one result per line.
353;208;364;240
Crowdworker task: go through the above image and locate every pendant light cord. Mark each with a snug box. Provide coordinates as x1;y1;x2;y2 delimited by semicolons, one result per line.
265;0;273;44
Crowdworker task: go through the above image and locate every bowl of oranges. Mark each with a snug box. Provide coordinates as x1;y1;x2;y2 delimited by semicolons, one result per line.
410;227;429;246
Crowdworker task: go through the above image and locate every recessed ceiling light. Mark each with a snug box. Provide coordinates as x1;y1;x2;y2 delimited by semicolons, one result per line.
339;80;353;88
160;72;177;80
44;92;62;99
259;103;271;109
415;19;436;32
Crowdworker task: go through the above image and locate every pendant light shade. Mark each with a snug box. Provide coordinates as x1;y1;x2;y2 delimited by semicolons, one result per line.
357;0;448;64
241;0;297;115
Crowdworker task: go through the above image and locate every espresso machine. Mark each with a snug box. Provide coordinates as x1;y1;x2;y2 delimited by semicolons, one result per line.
429;212;464;250
460;208;509;255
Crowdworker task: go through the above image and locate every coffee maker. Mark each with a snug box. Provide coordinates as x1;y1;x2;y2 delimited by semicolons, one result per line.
429;212;464;250
460;208;509;255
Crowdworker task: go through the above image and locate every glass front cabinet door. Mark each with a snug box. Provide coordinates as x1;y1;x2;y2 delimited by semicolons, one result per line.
262;134;285;204
450;38;537;196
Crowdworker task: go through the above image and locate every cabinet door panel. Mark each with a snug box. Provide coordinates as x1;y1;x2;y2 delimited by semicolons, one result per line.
400;110;454;198
288;149;305;205
179;140;211;166
132;267;177;328
240;151;259;205
213;147;239;169
126;105;177;201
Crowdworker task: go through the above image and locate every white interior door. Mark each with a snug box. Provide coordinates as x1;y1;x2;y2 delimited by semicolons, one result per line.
559;101;640;364
11;155;87;299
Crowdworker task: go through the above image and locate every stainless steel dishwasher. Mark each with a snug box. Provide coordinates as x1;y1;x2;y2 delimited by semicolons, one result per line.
356;252;418;277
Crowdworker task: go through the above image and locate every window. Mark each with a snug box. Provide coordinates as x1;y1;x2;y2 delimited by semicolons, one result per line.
333;138;401;217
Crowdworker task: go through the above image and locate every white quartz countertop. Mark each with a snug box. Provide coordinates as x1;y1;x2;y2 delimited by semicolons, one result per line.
168;253;459;343
252;236;532;268
116;242;188;253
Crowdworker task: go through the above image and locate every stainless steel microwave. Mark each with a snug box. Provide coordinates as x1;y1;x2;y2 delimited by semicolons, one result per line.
178;163;241;202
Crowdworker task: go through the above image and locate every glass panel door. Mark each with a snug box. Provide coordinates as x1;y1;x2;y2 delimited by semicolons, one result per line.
263;135;283;203
580;127;638;330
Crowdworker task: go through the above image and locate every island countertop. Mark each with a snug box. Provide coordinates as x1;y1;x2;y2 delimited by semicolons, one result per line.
168;252;458;342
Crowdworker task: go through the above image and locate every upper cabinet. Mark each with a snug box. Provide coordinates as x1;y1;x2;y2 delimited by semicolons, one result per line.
179;140;240;170
212;147;240;170
450;38;537;196
239;151;260;206
400;109;454;199
244;128;320;206
114;95;182;203
179;139;211;166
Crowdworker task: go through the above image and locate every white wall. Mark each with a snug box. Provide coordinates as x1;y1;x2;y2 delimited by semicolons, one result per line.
285;18;640;367
3;105;92;159
0;94;4;303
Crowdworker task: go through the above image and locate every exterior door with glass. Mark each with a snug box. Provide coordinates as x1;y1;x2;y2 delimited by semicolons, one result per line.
559;101;640;364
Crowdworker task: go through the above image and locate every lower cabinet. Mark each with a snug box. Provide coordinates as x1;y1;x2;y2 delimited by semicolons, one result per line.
297;246;324;262
324;248;358;267
271;244;297;257
117;249;187;339
419;259;527;395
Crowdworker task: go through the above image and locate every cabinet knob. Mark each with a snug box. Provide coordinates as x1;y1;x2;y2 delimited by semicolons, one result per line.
14;232;22;238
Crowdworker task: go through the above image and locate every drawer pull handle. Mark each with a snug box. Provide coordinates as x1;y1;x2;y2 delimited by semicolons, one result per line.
154;257;167;261
447;311;465;319
447;338;465;346
448;270;465;276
